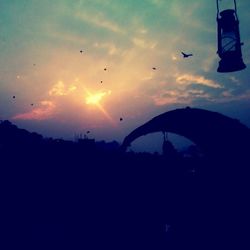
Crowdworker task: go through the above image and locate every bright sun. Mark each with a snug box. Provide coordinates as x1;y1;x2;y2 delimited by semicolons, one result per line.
86;92;106;105
84;90;115;125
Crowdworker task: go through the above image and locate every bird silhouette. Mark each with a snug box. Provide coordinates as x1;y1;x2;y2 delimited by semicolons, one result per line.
120;117;123;121
152;67;156;70
30;103;34;106
80;50;83;53
181;52;193;58
12;96;15;99
104;68;107;71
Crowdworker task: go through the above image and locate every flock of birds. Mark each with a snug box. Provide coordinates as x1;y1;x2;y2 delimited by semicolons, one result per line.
79;49;193;58
11;50;192;136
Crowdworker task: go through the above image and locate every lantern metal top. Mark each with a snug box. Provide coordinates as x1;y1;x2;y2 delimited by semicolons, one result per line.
216;0;238;19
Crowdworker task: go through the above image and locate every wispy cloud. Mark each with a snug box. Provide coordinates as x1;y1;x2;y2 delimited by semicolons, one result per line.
152;90;187;106
132;37;157;49
150;0;164;6
138;28;148;34
152;88;211;106
75;11;124;34
201;52;217;72
49;81;77;96
227;76;240;85
218;90;250;103
12;100;56;120
48;30;87;45
93;42;119;55
176;74;223;89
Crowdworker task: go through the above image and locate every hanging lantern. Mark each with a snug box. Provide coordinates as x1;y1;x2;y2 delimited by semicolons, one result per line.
216;0;246;73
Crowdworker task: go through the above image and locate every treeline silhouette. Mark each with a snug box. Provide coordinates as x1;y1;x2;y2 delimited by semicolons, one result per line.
1;120;249;249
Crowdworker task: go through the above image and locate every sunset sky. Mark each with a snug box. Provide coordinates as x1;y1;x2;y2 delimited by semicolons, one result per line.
0;0;250;152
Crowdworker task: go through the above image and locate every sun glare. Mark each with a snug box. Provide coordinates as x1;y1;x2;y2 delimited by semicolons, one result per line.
86;92;106;105
84;89;116;125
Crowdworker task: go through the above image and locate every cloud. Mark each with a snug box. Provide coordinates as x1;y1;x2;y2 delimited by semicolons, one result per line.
222;90;233;97
93;42;119;55
152;88;211;106
49;81;77;96
132;37;157;49
152;90;187;106
48;30;87;45
201;52;217;72
228;76;240;85
138;28;148;34
171;54;178;61
218;90;250;103
75;11;124;34
12;100;56;121
176;74;223;89
150;0;164;6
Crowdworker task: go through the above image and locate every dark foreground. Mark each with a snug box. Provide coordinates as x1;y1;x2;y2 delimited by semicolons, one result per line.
1;121;250;249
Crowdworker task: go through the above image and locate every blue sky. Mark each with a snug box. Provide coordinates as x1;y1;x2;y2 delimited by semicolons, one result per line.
0;0;250;152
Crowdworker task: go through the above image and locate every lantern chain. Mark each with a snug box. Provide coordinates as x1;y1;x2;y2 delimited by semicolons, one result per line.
216;0;219;19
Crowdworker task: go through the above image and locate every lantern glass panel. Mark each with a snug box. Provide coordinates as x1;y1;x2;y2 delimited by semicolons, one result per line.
221;31;237;52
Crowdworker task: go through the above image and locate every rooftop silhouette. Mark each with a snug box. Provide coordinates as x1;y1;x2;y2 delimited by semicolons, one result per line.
1;107;250;249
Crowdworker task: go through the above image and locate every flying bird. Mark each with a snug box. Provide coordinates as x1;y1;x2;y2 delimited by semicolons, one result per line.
181;52;193;58
30;103;34;106
80;50;83;53
12;95;15;99
104;68;107;71
100;81;103;83
120;117;123;121
152;67;157;70
86;131;90;134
